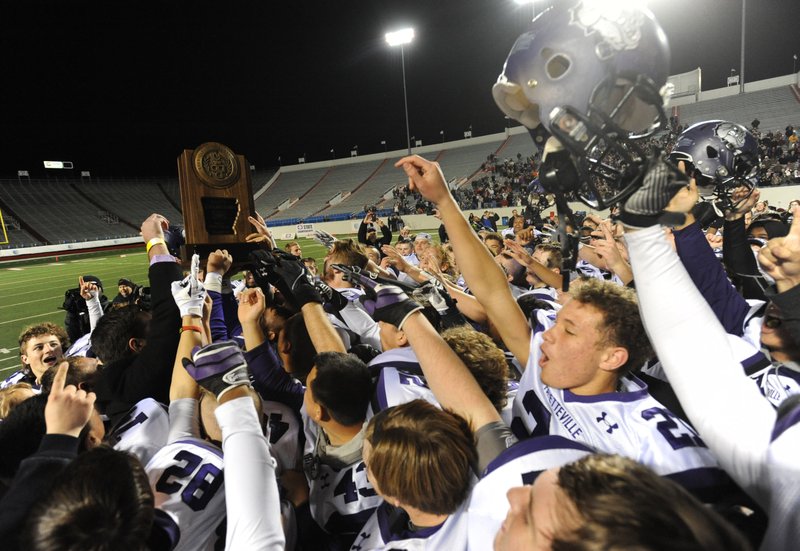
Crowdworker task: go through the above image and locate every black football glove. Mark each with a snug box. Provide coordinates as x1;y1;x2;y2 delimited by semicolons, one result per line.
249;249;322;309
619;154;690;228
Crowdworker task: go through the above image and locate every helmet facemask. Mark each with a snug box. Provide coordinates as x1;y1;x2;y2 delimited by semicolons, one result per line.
670;120;760;214
493;1;671;210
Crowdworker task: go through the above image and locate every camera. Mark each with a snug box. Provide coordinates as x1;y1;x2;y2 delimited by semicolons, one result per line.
163;225;185;257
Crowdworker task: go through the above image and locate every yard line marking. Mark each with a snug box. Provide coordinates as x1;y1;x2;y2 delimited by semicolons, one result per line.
0;310;62;325
0;296;63;309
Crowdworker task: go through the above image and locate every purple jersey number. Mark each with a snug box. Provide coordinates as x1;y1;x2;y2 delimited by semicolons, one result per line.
155;450;224;511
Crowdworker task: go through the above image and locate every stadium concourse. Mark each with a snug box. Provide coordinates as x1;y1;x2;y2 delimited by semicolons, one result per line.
3;8;800;549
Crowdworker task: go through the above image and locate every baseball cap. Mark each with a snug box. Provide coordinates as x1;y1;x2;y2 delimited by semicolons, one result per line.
414;232;432;241
83;275;103;289
118;278;135;287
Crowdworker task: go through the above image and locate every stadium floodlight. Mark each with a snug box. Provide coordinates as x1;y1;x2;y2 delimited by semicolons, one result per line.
385;28;414;47
43;161;73;169
385;27;415;155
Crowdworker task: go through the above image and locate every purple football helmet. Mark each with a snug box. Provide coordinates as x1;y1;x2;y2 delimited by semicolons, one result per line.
493;1;671;208
669;120;759;209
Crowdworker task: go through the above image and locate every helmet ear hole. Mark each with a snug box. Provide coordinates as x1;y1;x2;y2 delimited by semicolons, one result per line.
706;146;719;159
546;54;571;79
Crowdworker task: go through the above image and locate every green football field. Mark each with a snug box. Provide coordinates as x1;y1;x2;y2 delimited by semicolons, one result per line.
0;230;437;377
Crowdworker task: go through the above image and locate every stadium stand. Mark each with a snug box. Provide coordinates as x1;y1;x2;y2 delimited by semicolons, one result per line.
274;160;383;221
494;131;541;161
255;166;330;219
675;86;800;132
77;179;183;228
0;179;139;244
436;139;504;179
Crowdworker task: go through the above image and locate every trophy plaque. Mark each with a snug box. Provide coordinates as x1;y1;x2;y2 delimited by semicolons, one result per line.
177;142;260;269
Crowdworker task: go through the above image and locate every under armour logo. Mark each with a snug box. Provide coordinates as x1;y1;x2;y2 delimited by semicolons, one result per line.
596;412;619;434
352;531;371;551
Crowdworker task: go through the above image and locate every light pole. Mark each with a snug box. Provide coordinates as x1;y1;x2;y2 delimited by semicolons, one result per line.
739;0;746;94
386;28;415;155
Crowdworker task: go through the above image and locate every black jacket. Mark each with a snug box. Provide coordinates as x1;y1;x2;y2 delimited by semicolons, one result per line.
95;260;182;423
357;221;392;250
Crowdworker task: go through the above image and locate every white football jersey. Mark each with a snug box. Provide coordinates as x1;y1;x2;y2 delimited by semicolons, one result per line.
307;457;381;539
108;398;170;466
261;399;302;472
368;346;421;376
750;363;800;408
467;436;594;551
301;410;382;539
511;310;728;495
146;437;226;551
351;498;469;551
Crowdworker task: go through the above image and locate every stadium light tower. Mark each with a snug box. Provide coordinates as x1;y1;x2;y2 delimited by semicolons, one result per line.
385;27;415;155
739;0;746;94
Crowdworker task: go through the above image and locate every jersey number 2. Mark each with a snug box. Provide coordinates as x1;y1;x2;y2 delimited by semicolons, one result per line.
155;450;224;511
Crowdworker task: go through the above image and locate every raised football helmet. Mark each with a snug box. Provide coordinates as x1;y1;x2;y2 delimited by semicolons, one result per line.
493;0;672;208
669;120;759;210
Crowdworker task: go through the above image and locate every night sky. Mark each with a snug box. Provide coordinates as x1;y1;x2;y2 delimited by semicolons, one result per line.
2;0;799;178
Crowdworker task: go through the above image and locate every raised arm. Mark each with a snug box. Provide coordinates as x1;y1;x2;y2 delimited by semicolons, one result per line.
621;166;775;504
401;310;502;431
669;180;752;334
395;156;532;366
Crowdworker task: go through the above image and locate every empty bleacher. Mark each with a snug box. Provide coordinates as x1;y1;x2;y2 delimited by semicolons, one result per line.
495;131;540;160
158;178;183;211
436;139;505;179
675;86;800;132
256;167;330;218
1;227;42;249
322;154;424;217
0;179;138;243
78;179;183;227
275;160;383;221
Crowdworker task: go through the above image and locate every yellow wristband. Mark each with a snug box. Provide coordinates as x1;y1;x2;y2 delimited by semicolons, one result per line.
146;237;166;253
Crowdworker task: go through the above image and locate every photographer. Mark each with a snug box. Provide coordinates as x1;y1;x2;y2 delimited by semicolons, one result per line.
62;275;109;343
111;278;139;308
357;208;392;252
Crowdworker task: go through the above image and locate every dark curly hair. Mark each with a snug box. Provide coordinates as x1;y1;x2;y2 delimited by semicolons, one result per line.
570;279;653;376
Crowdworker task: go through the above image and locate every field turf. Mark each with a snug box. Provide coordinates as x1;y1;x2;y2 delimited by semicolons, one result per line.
0;230;436;376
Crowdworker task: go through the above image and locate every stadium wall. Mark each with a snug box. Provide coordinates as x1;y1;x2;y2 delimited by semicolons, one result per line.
4;185;800;262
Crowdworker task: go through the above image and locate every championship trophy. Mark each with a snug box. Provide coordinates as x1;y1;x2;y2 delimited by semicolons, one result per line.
177;142;260;269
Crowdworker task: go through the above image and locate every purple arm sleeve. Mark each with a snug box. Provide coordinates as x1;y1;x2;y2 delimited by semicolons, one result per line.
207;290;231;342
674;221;750;336
244;341;304;411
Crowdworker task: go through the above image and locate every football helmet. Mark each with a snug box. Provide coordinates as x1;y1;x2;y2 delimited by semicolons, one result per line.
493;0;672;208
669;120;759;211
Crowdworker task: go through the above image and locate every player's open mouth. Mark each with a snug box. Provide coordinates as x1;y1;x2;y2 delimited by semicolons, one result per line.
43;355;58;366
539;349;549;367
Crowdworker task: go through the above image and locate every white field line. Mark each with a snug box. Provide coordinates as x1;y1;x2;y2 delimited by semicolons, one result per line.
0;295;63;309
0;310;62;325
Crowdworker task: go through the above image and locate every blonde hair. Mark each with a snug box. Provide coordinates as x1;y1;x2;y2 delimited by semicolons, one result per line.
0;383;35;419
